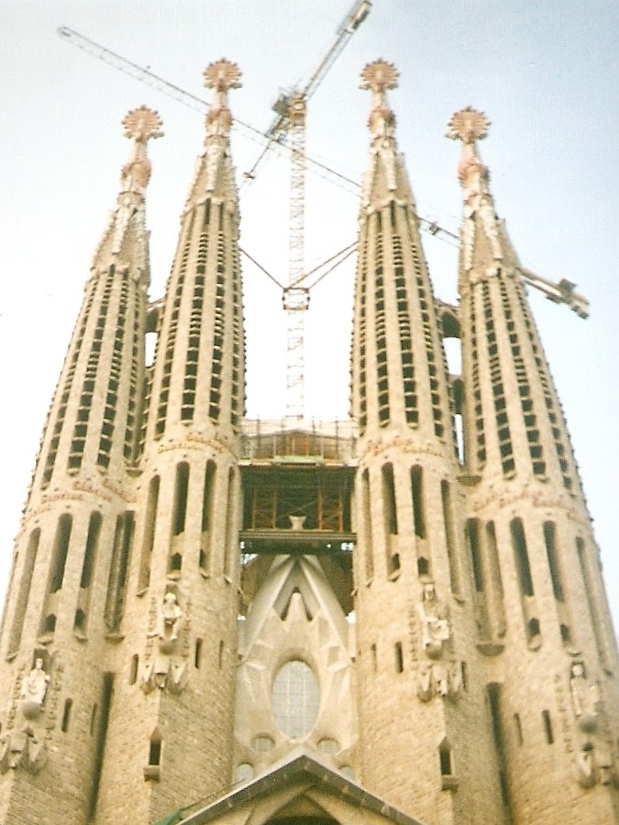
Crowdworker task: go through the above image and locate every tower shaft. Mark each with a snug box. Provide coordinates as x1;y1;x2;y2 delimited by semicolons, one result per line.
351;63;505;825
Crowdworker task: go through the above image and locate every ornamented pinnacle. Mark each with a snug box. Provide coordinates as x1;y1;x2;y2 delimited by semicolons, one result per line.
122;106;164;144
360;59;399;93
203;59;242;92
119;107;163;195
447;107;503;267
446;106;490;144
202;60;241;139
361;60;398;141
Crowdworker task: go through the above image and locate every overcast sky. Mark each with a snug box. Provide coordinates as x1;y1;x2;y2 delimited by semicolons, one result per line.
1;0;617;631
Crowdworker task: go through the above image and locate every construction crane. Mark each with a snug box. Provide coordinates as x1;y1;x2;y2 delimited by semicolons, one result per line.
258;0;371;420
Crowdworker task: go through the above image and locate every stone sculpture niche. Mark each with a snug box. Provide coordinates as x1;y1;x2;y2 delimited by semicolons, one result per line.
417;581;450;659
415;581;461;701
0;651;50;775
20;656;50;720
141;586;188;693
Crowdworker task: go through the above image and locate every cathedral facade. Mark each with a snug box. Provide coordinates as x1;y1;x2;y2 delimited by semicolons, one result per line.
0;58;617;825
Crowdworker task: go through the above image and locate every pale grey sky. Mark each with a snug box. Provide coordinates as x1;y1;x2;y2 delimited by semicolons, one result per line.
1;0;617;630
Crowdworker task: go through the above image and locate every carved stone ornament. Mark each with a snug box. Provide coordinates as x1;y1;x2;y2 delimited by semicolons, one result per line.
416;661;462;702
0;728;47;775
573;738;617;789
20;657;50;720
417;581;450;659
569;661;600;733
148;590;183;652
141;588;189;694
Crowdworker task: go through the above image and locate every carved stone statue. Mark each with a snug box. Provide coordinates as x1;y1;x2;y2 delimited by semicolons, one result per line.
21;659;50;718
148;591;183;651
569;662;600;732
417;581;450;659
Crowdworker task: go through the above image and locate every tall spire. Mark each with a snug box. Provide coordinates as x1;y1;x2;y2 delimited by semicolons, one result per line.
0;107;161;825
449;107;582;491
351;60;454;445
146;59;244;443
449;110;619;820
109;65;245;822
92;106;162;274
351;67;493;825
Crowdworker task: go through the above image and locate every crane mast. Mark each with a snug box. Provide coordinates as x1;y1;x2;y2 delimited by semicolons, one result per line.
272;0;371;420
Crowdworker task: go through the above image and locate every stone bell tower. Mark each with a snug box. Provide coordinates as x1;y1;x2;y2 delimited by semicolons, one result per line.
449;106;619;824
93;59;246;825
0;104;161;825
350;61;505;825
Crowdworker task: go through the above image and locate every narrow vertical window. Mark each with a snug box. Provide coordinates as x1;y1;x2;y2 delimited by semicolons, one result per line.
148;729;162;766
89;674;113;818
362;469;374;581
394;642;404;673
104;512;134;633
129;654;139;685
223;467;236;581
172;462;189;537
138;475;159;590
195;639;203;669
467;519;484;592
61;699;73;732
371;643;377;673
542;710;554;744
439;739;453;776
514;713;523;745
74;609;86;633
201;461;216;533
441;480;461;596
81;512;102;589
511;518;534;596
218;639;224;669
543;522;564;601
200;462;216;572
382;463;398;535
488;684;504;753
410;465;425;539
486;521;507;639
488;683;513;818
50;514;73;593
8;528;40;655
